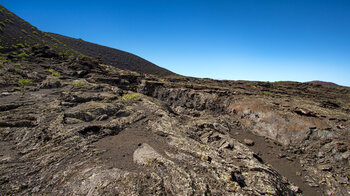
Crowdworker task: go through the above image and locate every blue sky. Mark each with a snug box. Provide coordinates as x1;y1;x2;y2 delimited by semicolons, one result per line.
2;0;350;86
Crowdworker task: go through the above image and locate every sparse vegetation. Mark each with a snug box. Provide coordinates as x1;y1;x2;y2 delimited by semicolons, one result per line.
21;29;28;34
122;93;141;104
17;52;30;58
73;80;88;86
18;79;34;87
0;21;5;27
33;31;39;35
5;19;13;24
78;54;86;58
16;43;25;48
48;68;61;77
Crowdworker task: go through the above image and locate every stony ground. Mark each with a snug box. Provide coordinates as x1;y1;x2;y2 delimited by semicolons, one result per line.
0;46;349;195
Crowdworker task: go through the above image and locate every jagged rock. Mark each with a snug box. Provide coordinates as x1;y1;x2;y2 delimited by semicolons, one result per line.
31;45;59;58
294;108;318;117
76;70;89;78
133;143;163;166
64;101;121;122
318;165;332;171
40;76;62;89
244;138;255;146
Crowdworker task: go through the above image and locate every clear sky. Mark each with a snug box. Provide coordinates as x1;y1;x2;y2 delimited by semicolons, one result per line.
2;0;350;86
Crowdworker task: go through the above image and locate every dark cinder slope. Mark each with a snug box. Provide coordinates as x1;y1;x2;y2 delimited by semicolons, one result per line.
0;5;173;75
48;33;172;75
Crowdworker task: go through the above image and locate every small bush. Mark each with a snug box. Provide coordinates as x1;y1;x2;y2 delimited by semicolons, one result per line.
18;79;34;87
5;19;13;24
32;31;39;35
21;29;28;34
122;93;141;104
73;80;88;86
48;68;61;77
16;43;25;48
51;71;61;77
17;52;29;58
0;22;5;27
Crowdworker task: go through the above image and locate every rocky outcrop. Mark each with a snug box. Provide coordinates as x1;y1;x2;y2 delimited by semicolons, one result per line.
0;48;349;195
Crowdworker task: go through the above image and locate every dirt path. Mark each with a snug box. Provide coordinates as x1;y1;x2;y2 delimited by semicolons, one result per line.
232;129;323;195
93;117;170;172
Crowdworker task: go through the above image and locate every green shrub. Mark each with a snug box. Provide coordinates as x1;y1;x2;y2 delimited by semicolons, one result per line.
0;27;2;32
17;52;29;58
48;68;61;77
0;46;3;49
5;19;13;24
16;43;25;48
32;31;39;35
122;93;141;104
0;22;5;27
21;29;28;34
52;72;61;77
18;79;34;87
73;80;88;86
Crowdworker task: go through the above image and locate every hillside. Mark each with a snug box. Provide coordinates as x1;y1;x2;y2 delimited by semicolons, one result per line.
309;80;339;87
0;5;173;75
1;5;350;196
0;44;350;195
